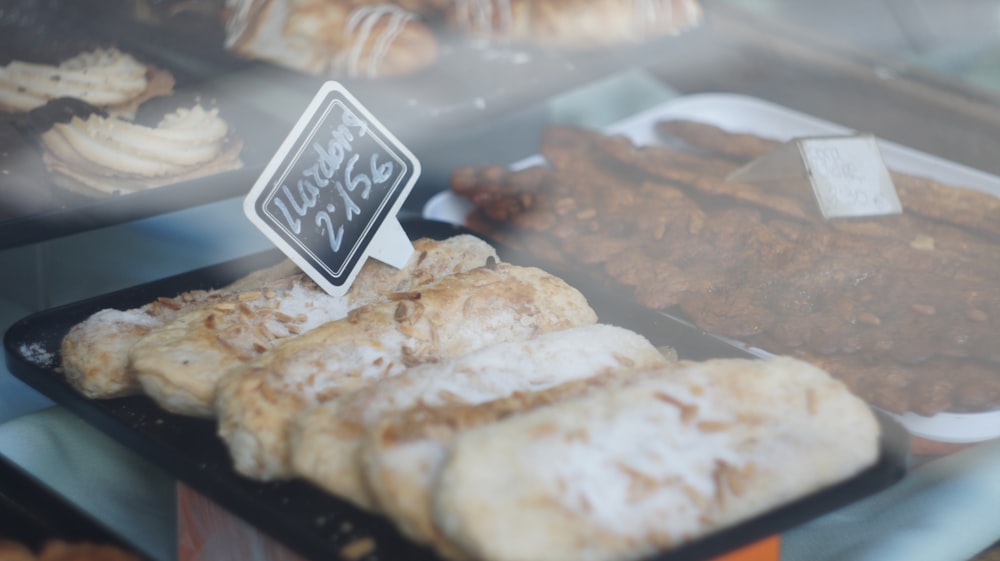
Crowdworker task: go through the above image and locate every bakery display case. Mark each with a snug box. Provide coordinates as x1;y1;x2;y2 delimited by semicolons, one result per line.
1;1;999;560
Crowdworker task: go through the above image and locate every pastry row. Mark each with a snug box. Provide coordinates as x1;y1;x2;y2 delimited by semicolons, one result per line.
59;233;881;561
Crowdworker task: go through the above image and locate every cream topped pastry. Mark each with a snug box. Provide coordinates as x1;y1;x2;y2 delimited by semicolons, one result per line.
39;104;244;196
0;48;175;117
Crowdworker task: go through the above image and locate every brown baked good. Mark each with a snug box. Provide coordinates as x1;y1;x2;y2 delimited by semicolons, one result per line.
215;261;598;481
655;119;1000;237
451;122;1000;417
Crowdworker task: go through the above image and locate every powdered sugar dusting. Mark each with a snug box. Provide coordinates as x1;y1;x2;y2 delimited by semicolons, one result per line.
86;308;161;331
19;341;55;368
347;324;667;428
532;376;743;539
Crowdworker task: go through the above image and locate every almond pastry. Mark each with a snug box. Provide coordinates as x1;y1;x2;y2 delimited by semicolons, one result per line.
128;235;497;417
59;259;299;399
361;365;672;559
289;323;672;511
433;357;879;561
214;261;598;481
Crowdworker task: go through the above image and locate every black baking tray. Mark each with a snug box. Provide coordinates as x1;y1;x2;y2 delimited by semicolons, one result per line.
4;217;909;561
0;453;149;558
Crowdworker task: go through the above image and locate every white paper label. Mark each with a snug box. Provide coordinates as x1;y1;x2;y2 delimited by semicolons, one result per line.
798;135;902;219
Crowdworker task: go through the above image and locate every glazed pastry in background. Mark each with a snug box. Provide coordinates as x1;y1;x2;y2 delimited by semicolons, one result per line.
433;357;880;561
448;0;703;51
223;0;439;78
289;323;672;511
38;104;244;197
215;261;598;481
129;235;498;417
0;47;175;118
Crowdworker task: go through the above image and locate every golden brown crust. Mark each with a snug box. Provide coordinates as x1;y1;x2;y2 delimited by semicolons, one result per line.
60;290;221;399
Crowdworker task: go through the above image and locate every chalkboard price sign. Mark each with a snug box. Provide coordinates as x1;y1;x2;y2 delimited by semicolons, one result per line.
244;82;419;296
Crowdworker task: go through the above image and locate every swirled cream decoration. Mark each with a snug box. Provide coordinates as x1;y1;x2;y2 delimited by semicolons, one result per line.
40;105;244;195
0;48;155;113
